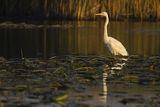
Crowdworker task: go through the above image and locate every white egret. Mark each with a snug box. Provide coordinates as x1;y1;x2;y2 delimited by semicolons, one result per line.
95;12;128;56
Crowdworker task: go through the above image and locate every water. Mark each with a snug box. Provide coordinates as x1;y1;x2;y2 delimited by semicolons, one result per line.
0;21;160;58
0;55;160;107
0;21;160;107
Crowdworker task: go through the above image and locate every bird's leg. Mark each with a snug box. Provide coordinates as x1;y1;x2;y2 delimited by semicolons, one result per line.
113;56;118;65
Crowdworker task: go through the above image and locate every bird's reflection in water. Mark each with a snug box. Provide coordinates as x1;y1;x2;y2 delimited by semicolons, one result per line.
102;71;108;105
110;57;128;74
102;57;128;106
101;64;109;106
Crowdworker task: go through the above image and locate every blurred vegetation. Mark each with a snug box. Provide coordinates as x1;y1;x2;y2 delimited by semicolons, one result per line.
0;0;160;21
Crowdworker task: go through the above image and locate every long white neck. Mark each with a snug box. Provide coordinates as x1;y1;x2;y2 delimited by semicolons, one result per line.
104;15;109;42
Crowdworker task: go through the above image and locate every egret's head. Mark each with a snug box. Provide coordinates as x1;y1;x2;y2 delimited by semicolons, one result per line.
95;12;109;24
95;12;108;17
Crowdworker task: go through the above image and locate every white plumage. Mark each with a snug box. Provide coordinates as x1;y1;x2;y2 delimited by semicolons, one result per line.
106;37;128;56
96;12;128;56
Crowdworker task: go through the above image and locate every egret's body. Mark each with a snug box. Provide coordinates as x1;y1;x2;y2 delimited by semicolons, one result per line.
96;12;128;56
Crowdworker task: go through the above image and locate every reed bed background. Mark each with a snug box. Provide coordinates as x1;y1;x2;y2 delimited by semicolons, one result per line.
0;0;160;21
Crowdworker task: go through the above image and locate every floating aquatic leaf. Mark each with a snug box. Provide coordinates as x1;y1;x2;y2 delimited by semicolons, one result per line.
32;88;50;95
55;94;68;101
49;82;62;89
15;85;28;91
121;75;139;83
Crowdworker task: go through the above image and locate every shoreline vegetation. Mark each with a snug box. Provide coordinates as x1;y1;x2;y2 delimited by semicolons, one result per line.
0;0;160;21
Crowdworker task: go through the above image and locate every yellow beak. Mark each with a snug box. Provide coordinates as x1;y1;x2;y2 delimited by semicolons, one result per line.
95;13;103;16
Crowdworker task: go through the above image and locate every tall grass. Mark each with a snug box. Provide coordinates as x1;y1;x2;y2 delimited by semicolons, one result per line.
0;0;160;21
